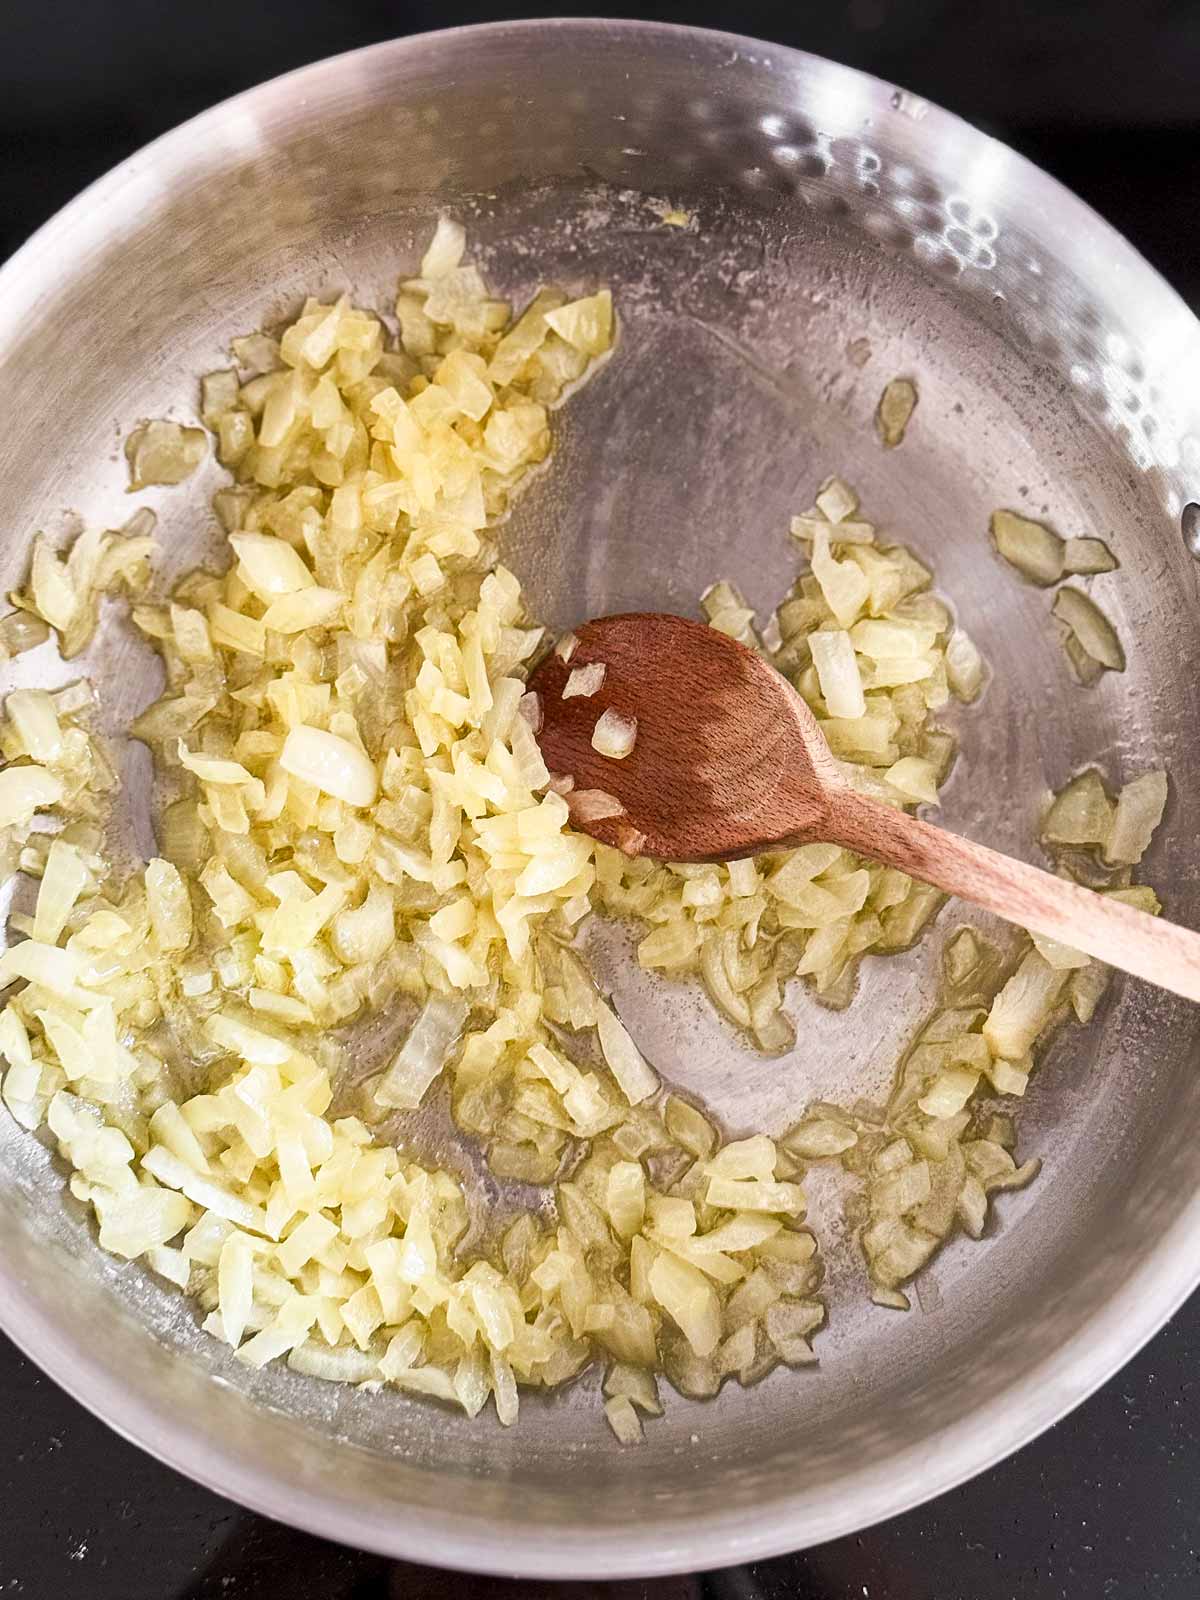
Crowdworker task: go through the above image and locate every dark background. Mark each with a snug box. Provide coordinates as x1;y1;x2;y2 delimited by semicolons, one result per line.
2;3;1199;1597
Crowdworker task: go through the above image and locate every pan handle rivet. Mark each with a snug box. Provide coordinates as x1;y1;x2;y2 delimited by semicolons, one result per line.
1182;503;1200;559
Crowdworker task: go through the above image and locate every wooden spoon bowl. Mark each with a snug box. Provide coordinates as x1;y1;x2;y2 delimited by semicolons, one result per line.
529;611;1200;1004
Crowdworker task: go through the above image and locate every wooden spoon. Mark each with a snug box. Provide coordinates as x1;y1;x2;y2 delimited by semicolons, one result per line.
528;611;1200;1004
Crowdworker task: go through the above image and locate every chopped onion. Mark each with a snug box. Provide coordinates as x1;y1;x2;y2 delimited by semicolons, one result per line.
591;709;637;760
280;726;378;807
568;788;625;823
563;662;606;699
1042;770;1113;848
595;999;658;1105
1064;536;1117;575
649;1251;721;1357
7;689;62;762
544;291;614;356
125;419;207;488
815;477;859;523
517;691;543;733
604;1393;643;1444
1052;586;1125;673
983;950;1069;1060
1104;770;1167;866
0;764;63;827
883;756;939;805
944;629;984;702
810;630;865;719
374;996;469;1110
811;528;870;627
875;378;918;449
229;533;315;598
553;632;579;663
990;510;1065;586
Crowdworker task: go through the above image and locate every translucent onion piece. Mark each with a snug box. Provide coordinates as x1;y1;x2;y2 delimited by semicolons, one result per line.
230;533;315;597
810;630;865;719
1042;770;1114;848
944;629;984;702
568;788;625;823
280;726;378;807
562;662;606;699
591;709;637;760
0;764;63;826
1064;536;1117;575
875;378;918;449
374;996;470;1110
1052;586;1125;672
990;509;1065;586
125;420;207;488
1104;770;1167;865
595;1000;658;1105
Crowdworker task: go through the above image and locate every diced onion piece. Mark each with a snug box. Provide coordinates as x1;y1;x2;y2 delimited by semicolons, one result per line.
604;1393;643;1444
606;1161;646;1239
945;629;984;702
883;756;939;805
648;1251;721;1356
229;533;315;597
705;1176;806;1214
261;588;344;633
563;662;606;699
568;789;625;824
1064;537;1117;575
95;1187;193;1260
141;1146;273;1237
146;858;193;951
1042;770;1113;848
374;996;469;1110
815;477;859;523
595;1000;658;1105
917;1068;980;1118
1104;770;1167;865
603;1362;662;1414
7;688;62;761
0;764;63;826
810;630;865;719
421;216;467;278
875;378;918;449
553;632;579;663
33;840;89;945
125;420;207;488
592;709;637;760
517;691;543;733
1029;930;1090;970
280;726;378;807
1052;586;1125;672
983;950;1069;1060
288;1342;381;1384
1070;962;1111;1025
217;1230;256;1347
0;611;51;657
783;1117;858;1159
811;528;870;627
990;510;1065;586
544;291;614;356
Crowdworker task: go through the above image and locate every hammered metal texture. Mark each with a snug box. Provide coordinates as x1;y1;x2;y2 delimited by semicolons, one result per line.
0;20;1198;1580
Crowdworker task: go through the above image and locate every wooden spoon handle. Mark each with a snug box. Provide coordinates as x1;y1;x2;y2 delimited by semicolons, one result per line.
828;790;1200;1004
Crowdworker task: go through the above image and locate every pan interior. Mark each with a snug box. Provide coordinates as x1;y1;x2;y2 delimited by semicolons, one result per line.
0;22;1198;1574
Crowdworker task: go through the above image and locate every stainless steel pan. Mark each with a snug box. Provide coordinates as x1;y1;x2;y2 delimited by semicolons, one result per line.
2;19;1199;1579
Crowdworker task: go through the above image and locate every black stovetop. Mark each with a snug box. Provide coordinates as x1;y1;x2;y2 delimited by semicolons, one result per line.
3;4;1199;1597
